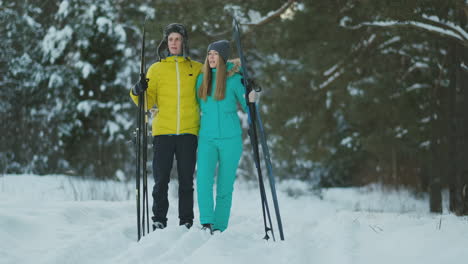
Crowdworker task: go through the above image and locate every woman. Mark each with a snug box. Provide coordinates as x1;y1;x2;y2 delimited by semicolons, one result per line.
196;40;256;234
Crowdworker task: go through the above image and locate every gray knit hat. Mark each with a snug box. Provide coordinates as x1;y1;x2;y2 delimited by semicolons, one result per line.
207;40;230;62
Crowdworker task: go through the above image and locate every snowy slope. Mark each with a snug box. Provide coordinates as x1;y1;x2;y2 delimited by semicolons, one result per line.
1;174;467;264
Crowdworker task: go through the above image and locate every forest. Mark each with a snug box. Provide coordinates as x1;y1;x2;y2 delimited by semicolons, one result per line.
1;0;467;214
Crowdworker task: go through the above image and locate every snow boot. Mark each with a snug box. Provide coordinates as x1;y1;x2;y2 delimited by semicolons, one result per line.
152;221;166;231
201;223;213;235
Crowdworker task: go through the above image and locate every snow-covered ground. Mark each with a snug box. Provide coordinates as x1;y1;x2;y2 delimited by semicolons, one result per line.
1;174;467;264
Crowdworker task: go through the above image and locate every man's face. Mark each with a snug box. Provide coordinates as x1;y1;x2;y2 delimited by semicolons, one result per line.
168;32;183;55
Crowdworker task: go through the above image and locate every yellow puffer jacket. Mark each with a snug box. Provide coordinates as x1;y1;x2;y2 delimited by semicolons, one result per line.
130;56;203;136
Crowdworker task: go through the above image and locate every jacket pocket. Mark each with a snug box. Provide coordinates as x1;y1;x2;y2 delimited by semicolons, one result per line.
223;111;241;135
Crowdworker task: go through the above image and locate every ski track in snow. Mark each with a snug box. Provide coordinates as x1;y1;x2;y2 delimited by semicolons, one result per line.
1;175;468;264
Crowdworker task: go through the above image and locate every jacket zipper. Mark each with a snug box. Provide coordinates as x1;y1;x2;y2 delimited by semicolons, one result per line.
217;99;220;138
175;57;180;134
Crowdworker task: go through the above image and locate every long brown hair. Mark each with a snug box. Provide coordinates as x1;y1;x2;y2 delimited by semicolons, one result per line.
198;56;226;101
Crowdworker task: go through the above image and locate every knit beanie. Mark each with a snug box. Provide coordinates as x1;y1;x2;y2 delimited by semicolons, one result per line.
207;40;230;62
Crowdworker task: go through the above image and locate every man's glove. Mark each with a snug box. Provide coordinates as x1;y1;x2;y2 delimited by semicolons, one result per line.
132;79;148;96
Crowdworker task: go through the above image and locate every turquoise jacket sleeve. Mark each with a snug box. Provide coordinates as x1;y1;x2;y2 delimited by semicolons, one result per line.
196;74;203;105
231;74;248;112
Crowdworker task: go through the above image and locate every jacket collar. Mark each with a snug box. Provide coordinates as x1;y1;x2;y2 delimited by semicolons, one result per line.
160;56;191;63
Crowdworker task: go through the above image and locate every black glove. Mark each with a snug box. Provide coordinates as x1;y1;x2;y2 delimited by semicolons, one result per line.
132;79;148;95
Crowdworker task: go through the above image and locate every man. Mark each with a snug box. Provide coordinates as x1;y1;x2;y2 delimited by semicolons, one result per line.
130;23;202;230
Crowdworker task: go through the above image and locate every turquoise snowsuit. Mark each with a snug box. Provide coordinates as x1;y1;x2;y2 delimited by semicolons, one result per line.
196;60;247;231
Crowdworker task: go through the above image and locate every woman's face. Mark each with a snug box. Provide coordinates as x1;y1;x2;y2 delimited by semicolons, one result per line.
208;50;219;68
168;32;183;55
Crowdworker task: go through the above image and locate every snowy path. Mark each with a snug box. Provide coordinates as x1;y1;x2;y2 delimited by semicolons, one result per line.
1;175;467;264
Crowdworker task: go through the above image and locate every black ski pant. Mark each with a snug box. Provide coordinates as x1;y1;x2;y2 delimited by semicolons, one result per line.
151;134;197;226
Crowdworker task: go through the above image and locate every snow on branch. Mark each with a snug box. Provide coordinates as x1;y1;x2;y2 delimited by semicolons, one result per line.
243;0;297;30
318;34;379;89
344;18;468;47
462;62;468;72
319;68;344;89
204;0;298;39
421;14;468;41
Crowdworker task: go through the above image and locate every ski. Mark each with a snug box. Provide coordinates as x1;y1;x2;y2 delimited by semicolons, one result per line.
232;17;285;241
256;109;285;240
135;18;150;241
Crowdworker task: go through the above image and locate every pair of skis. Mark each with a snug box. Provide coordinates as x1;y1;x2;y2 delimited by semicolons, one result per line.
134;20;150;242
232;18;285;241
134;18;285;242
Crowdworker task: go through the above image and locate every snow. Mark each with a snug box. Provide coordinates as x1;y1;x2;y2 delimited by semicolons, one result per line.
347;85;364;96
408;62;429;73
284;116;304;128
422;14;468;41
42;26;73;64
138;5;155;19
223;5;250;24
57;0;70;18
462;62;468;71
114;24;127;43
339;16;352;27
77;101;93;117
326;90;332;109
406;83;429;92
340;136;353;147
48;72;64;89
360;21;465;42
1;174;468;264
104;120;120;141
115;112;133;131
378;36;401;49
323;63;340;77
319;68;343;89
420;116;431;123
97;17;112;33
419;141;430;149
85;4;98;21
23;14;40;28
75;61;94;79
11;54;32;76
340;132;359;149
394;126;408;138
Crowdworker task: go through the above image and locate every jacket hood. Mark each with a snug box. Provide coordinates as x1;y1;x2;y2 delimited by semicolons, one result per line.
226;58;241;77
157;23;190;60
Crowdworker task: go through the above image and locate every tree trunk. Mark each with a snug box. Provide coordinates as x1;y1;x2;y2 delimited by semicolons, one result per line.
460;43;468;215
454;8;468;215
429;82;442;213
391;145;398;184
448;41;459;213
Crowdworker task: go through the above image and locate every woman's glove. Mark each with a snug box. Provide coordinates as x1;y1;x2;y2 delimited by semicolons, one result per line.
248;90;257;103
